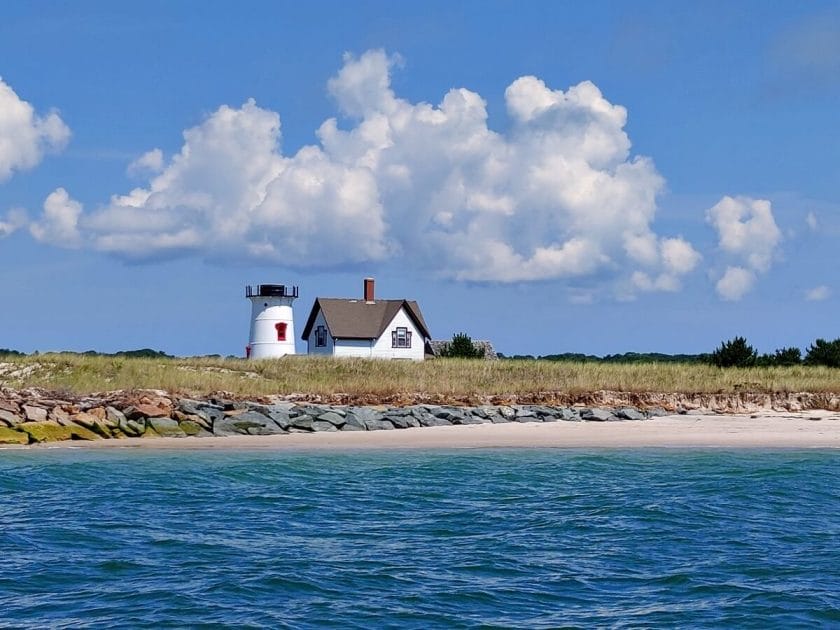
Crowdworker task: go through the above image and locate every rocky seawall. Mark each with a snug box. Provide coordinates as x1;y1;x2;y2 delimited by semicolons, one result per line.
1;387;839;445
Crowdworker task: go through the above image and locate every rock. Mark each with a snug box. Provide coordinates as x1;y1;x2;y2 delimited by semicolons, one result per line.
22;405;48;422
454;415;484;425
346;407;381;425
488;413;508;424
435;407;468;423
341;413;367;431
50;406;74;426
20;421;73;442
214;411;286;436
514;407;541;422
67;424;101;441
178;398;213;414
105;406;127;428
72;412;112;438
148;417;187;438
200;406;225;426
318;411;346;428
386;414;420;429
0;427;27;445
293;404;328;418
647;407;670;417
288;415;314;431
365;418;395;431
0;409;22;427
124;403;169;419
119;417;145;437
580;408;615;422
418;415;452;427
616;407;645;421
178;421;212;437
0;400;20;414
177;399;222;423
172;410;207;429
558;408;579;421
18;421;101;442
497;406;516;420
340;418;366;431
312;420;338;432
87;407;106;420
266;409;292;430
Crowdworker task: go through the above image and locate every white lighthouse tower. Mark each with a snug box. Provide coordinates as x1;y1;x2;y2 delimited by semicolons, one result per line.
245;284;298;359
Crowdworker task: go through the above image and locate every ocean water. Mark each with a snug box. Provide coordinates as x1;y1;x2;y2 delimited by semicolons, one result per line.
0;449;838;628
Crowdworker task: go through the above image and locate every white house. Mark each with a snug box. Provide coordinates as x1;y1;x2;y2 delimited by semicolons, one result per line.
301;278;431;360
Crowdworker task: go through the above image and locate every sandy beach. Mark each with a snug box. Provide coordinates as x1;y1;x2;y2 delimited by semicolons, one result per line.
8;412;838;450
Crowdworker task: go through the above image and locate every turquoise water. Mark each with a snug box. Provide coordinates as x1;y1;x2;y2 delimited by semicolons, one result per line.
0;449;838;628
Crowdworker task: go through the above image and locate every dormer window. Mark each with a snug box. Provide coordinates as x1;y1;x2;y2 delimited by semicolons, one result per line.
315;325;327;347
392;327;411;348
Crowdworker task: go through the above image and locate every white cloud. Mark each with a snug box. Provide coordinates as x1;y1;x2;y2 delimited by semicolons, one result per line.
30;50;696;290
29;188;83;247
707;196;781;272
127;148;164;177
716;266;756;301
631;236;701;293
707;195;782;300
805;285;831;301
0;207;27;238
806;211;818;231
0;77;70;182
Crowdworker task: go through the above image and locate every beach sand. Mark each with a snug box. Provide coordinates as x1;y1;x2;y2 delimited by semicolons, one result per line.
11;411;840;450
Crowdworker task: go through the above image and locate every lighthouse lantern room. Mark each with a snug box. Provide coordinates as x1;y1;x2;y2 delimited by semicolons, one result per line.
245;284;299;359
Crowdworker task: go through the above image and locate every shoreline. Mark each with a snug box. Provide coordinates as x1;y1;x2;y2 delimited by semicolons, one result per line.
6;413;840;450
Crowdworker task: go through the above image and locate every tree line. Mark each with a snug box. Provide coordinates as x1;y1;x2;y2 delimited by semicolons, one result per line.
496;336;840;368
709;337;840;368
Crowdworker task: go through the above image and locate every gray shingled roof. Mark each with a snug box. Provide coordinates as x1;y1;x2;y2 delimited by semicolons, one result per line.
301;298;430;341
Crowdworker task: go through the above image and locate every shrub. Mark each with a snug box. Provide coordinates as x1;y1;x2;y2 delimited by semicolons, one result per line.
804;338;840;367
441;333;485;359
772;347;802;366
711;336;757;368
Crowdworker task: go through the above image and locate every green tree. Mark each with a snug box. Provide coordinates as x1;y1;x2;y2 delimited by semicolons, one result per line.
441;333;484;359
773;347;802;366
804;338;840;367
711;336;757;368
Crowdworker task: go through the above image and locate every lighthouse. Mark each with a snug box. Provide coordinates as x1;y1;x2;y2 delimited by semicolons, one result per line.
245;284;299;359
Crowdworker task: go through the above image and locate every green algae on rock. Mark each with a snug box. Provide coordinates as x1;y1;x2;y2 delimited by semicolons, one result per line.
0;426;28;445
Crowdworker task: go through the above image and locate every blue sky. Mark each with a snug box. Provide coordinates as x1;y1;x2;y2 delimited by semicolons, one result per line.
1;1;838;357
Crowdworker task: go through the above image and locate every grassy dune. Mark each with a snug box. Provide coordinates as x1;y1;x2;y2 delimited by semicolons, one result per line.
1;353;839;399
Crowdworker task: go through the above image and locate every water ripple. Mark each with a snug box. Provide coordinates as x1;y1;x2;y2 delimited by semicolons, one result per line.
0;449;838;627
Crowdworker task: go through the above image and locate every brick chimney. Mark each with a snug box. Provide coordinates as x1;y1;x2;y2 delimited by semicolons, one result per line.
364;277;375;303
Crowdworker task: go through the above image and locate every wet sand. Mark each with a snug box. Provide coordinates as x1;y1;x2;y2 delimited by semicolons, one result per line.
10;412;840;450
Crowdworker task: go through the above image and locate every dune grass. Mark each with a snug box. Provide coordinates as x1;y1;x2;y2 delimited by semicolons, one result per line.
1;353;839;399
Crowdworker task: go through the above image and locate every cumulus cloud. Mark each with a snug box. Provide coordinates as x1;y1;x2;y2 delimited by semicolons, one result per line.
805;285;831;301
0;77;70;183
806;211;818;231
716;266;756;302
30;50;697;291
630;236;701;292
0;207;27;238
707;195;781;300
127;148;164;177
29;188;83;247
